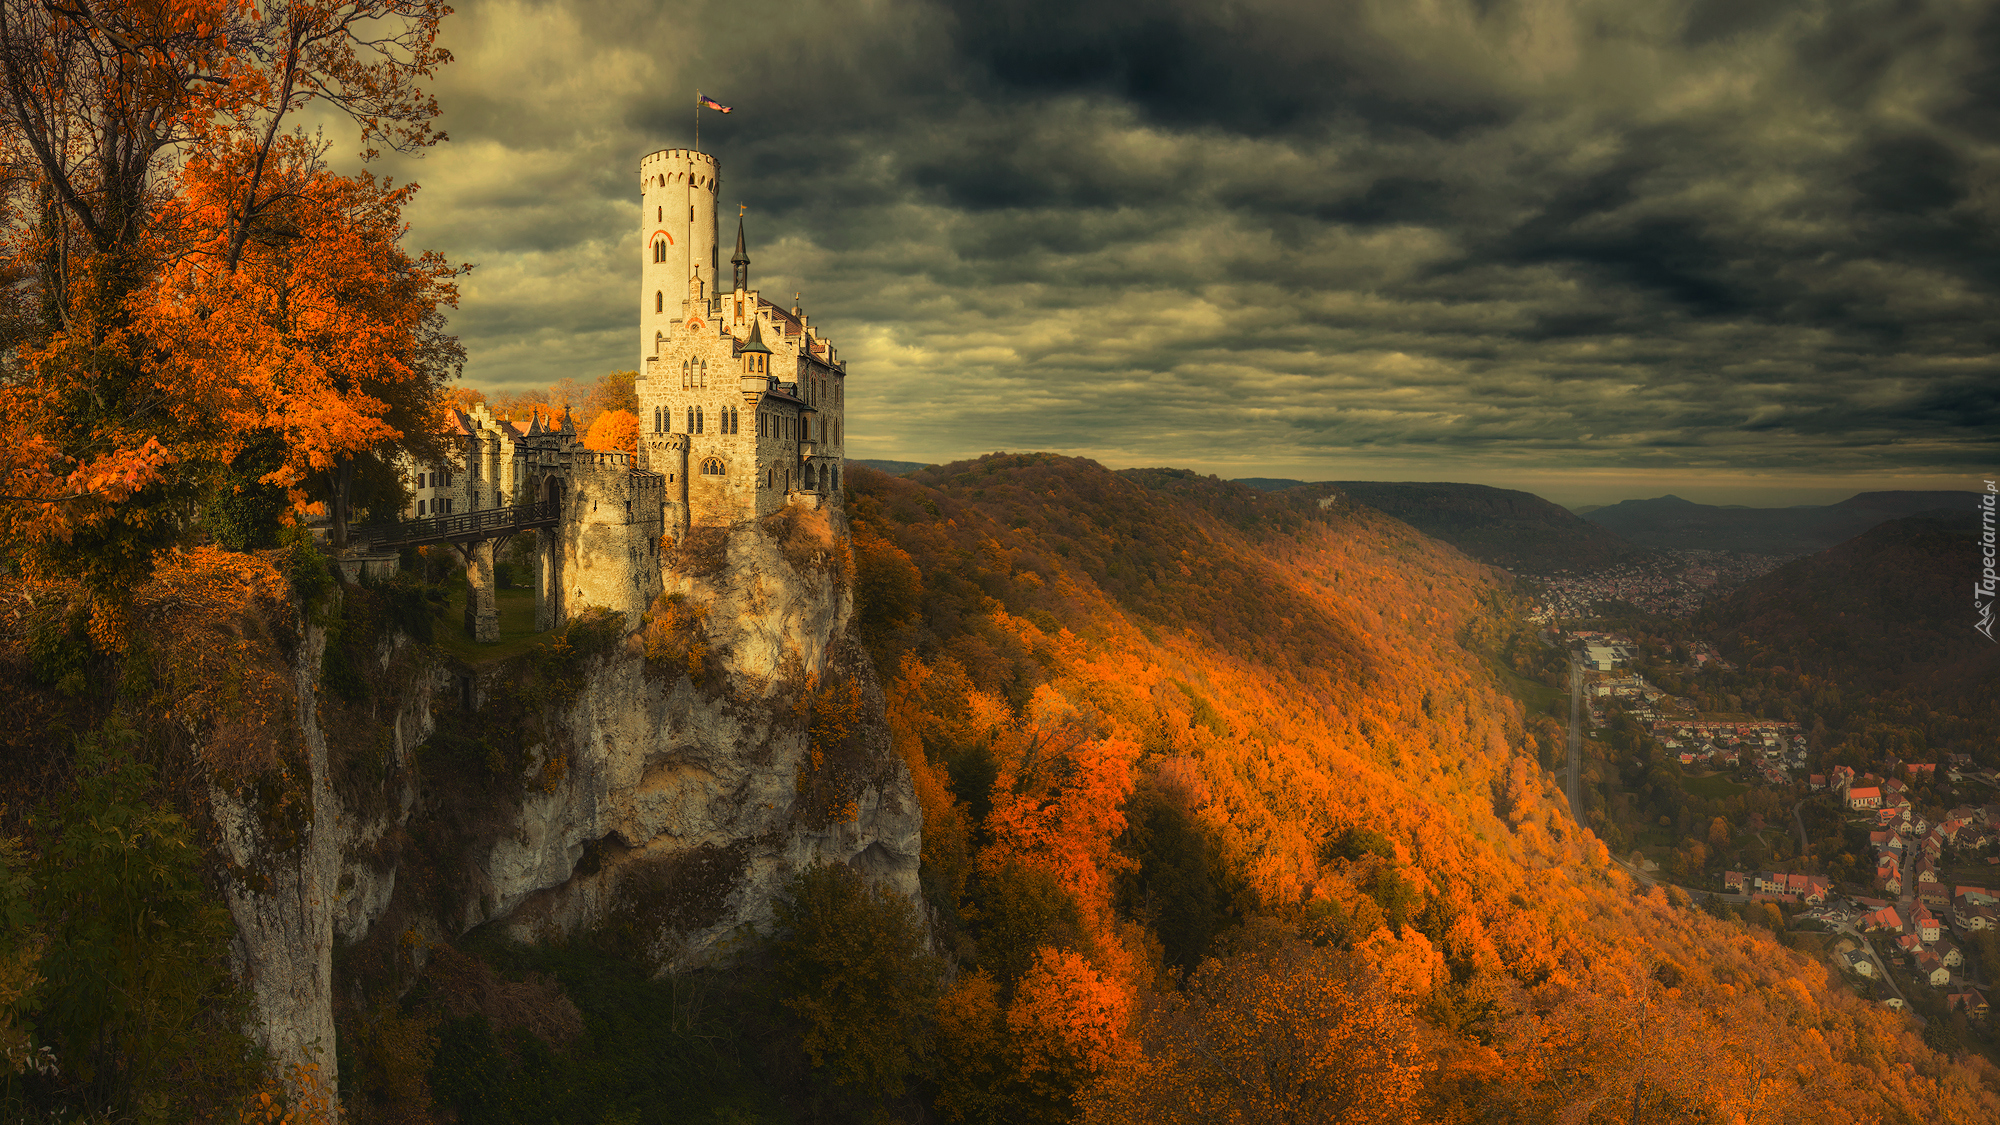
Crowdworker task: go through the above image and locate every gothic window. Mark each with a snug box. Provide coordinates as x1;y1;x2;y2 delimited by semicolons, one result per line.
657;206;662;221
686;407;694;433
728;406;739;433
702;458;725;476
831;467;839;491
655;291;664;313
653;240;669;263
699;359;708;387
682;359;690;388
696;406;704;434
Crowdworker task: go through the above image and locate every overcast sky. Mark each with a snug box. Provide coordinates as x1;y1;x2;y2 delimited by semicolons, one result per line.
364;0;1999;506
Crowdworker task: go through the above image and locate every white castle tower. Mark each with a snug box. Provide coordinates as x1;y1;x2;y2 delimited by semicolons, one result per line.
633;147;848;534
638;148;721;363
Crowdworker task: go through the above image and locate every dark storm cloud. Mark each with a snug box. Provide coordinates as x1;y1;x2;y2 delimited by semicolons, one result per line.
372;0;1999;499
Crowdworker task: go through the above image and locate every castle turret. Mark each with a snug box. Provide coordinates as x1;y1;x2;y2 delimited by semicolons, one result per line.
731;215;750;294
739;319;772;401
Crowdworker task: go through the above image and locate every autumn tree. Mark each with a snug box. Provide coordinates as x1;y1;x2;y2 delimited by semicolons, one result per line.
1090;919;1434;1125
769;862;942;1118
583;408;637;452
141;143;463;547
0;0;453;616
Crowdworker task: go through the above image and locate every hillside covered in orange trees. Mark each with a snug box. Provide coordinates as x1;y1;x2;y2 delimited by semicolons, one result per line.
838;454;1998;1123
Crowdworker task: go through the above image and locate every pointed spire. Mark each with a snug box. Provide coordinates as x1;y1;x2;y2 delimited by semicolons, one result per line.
527;412;543;436
740;317;772;354
731;213;749;292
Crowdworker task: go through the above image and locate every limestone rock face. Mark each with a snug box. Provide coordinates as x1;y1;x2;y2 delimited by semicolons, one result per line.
475;504;922;965
221;503;920;1093
215;622;438;1097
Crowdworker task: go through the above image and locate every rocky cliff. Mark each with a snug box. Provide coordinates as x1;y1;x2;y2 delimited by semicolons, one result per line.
217;501;921;1097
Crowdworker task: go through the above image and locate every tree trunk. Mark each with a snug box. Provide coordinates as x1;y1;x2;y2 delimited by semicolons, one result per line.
329;458;354;550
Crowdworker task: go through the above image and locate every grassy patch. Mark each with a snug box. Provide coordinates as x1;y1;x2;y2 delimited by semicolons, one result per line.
435;586;557;665
1681;772;1749;799
1483;655;1566;719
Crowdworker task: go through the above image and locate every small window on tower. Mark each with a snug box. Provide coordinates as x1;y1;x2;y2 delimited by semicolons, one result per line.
655;291;664;313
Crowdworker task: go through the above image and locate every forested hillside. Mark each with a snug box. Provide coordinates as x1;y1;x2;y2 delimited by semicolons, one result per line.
1695;512;2000;768
833;455;2000;1123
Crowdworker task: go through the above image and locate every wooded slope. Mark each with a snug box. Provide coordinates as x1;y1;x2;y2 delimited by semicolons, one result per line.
848;454;1999;1123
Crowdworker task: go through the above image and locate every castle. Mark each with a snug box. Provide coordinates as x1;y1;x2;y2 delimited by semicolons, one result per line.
634;147;848;525
385;147;848;641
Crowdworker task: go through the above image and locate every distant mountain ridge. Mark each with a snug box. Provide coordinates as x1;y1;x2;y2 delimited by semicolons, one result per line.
853;458;933;477
1585;490;1980;554
1319;480;1649;572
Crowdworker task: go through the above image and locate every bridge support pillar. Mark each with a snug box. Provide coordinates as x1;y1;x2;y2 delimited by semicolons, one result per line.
534;527;562;632
464;539;500;643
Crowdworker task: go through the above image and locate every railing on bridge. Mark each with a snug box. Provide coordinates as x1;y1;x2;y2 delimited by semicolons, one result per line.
365;500;561;549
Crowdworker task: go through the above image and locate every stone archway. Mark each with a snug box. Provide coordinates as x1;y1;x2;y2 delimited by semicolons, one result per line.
535;476;566;631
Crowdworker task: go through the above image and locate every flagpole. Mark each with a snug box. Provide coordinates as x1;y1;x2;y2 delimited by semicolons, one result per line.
694;88;700;153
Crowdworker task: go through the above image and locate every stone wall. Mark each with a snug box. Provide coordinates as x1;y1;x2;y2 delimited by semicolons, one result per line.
566;451;667;623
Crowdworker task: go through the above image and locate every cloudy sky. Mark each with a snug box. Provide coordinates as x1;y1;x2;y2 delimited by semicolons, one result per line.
362;0;1999;506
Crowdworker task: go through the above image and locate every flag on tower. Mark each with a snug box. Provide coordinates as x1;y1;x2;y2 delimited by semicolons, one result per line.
698;94;731;113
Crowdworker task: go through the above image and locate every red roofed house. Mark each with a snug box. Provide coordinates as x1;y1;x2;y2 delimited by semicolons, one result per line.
1723;871;1747;894
1849;786;1882;810
1804;875;1831;905
1946;990;1990;1021
1864;905;1903;932
1916;949;1949;987
1915;905;1942;944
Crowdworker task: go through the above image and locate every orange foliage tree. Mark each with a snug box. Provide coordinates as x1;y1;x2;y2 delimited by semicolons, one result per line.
142;141;464;546
582;408;638;452
0;0;454;614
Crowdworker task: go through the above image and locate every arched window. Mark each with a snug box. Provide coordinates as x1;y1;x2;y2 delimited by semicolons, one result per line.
702;458;725;476
695;406;704;434
682;359;690;388
657;206;662;221
831;467;839;492
655;291;664;313
699;359;708;387
728;406;739;433
686;407;694;433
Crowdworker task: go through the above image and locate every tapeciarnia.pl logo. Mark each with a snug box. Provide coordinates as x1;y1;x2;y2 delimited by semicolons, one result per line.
1979;479;1997;642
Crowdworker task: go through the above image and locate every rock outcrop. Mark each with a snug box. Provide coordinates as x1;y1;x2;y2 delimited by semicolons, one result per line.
219;501;920;1097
